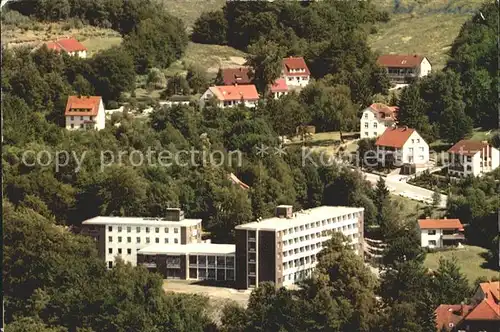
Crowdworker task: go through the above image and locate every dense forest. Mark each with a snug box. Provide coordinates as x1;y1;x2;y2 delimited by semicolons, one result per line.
2;0;499;331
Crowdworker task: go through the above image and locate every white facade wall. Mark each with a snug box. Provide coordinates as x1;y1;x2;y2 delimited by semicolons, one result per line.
492;147;500;170
359;109;394;139
67;50;87;58
276;211;362;287
420;228;443;248
284;74;309;87
272;91;288;99
377;131;429;165
65;100;105;131
105;224;186;267
418;58;432;78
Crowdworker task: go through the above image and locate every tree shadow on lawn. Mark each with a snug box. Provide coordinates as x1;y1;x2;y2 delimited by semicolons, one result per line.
479;251;499;272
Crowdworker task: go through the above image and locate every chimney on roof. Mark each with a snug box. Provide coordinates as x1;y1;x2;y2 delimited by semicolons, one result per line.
459;302;465;315
403;125;408;131
444;217;447;219
276;205;293;218
165;208;184;221
426;216;430;219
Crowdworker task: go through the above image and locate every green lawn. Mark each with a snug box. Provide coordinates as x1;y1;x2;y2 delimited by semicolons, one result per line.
79;34;122;55
467;128;498;142
165;42;247;78
424;245;498;285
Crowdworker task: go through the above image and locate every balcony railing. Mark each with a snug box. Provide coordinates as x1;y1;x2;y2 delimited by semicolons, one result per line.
442;234;465;240
142;262;157;268
448;164;465;172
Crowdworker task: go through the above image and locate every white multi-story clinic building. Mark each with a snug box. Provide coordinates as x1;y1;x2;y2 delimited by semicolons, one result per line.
81;209;202;267
234;205;364;289
82;206;364;289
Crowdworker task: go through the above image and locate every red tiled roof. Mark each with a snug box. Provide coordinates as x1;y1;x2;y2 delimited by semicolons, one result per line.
282;57;310;76
377;54;424;68
45;41;62;51
448;140;492;157
54;37;87;52
228;173;250;190
435;304;473;331
64;96;102;116
209;85;259;101
418;219;464;230
375;127;415;148
464;299;500;321
479;281;500;303
221;67;252;86
368;103;398;121
269;78;288;93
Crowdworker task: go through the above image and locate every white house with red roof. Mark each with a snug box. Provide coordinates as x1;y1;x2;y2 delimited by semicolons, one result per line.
375;126;429;166
199;85;260;109
360;103;398;139
45;37;87;58
281;56;310;88
447;140;499;178
268;78;289;99
65;96;105;130
377;54;431;84
417;218;464;248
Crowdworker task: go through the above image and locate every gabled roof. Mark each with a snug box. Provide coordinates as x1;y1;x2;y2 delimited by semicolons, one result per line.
377;54;425;68
282;57;310;76
45;41;63;51
269;78;288;93
448;140;492;157
366;103;398;121
221;67;252;85
375;127;415;148
435;304;473;331
208;85;259;101
46;37;87;53
464;299;500;321
55;37;87;52
479;281;500;303
65;96;102;116
418;218;464;230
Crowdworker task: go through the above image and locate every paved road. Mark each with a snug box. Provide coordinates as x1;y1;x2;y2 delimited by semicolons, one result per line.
362;172;447;208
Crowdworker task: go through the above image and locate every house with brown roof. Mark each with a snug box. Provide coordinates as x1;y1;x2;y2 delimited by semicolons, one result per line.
435;281;500;332
199;85;260;109
418;217;464;248
65;96;105;130
375;126;429;166
377;54;431;84
219;67;252;86
360;103;399;139
45;37;87;58
447;140;499;178
282;56;310;88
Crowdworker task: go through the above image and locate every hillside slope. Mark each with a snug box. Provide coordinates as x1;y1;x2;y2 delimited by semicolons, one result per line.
369;0;486;69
